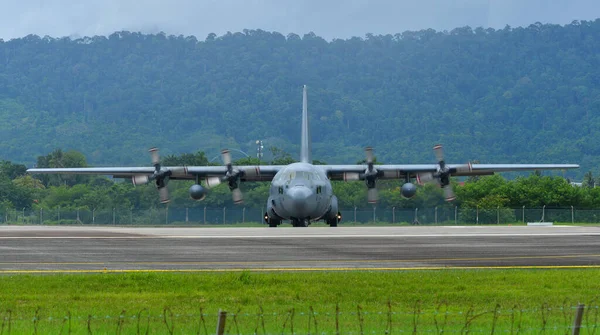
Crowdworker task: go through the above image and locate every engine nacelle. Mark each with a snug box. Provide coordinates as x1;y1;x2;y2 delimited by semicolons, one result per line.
401;182;417;198
189;184;207;200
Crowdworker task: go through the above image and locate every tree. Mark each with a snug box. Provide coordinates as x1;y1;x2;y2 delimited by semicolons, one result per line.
583;171;595;188
35;149;89;186
0;161;26;179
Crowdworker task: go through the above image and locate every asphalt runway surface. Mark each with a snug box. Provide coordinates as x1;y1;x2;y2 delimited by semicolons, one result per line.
1;225;600;273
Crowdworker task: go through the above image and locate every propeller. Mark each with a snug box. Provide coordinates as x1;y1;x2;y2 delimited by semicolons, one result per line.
363;147;379;204
203;149;245;204
131;147;188;204
417;144;471;201
199;149;261;204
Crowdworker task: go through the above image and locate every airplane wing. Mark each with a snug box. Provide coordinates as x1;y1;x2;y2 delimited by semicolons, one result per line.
322;162;578;203
26;163;578;181
27;164;285;204
26;149;286;204
320;146;579;203
325;163;580;180
26;166;284;181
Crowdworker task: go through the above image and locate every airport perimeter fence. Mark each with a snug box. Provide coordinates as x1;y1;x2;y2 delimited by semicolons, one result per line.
1;206;599;226
0;303;598;334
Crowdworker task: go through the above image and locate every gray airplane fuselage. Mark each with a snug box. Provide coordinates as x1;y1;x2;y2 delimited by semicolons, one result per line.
267;162;337;224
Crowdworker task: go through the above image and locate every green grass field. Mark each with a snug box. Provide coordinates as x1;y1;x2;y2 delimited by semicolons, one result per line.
0;269;599;333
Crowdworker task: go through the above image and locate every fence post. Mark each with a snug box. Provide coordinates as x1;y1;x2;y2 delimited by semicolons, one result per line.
112;208;115;225
392;207;395;224
372;206;376;223
204;206;207;224
572;303;585;335
522;205;525;223
414;208;418;225
92;208;95;224
22;207;25;223
497;206;500;224
186;208;189;223
242;207;246;224
542;204;547;221
76;208;80;223
354;207;357;223
476;205;479;225
216;309;227;335
435;206;438;224
223;207;226;225
571;205;574;224
454;206;458;225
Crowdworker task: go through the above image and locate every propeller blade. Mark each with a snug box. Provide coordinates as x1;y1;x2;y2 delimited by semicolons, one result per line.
367;187;378;204
132;175;150;186
343;172;361;181
418;172;435;184
365;147;374;164
232;188;244;204
443;186;456;202
221;149;232;166
433;144;444;163
158;187;170;204
205;176;222;189
149;147;160;166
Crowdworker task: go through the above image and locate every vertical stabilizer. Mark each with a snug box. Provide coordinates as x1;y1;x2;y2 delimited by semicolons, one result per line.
300;85;312;163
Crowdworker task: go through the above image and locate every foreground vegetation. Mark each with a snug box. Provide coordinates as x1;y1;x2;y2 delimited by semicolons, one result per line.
0;270;598;333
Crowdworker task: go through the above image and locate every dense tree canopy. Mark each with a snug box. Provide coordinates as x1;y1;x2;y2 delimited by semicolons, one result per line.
0;21;597;179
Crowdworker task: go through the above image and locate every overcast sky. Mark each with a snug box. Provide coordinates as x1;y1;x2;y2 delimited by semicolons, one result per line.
0;0;598;41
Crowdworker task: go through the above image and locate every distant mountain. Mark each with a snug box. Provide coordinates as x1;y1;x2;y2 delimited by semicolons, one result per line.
1;21;599;177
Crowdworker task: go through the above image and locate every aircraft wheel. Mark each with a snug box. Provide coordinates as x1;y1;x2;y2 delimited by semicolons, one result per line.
327;212;341;227
292;219;308;227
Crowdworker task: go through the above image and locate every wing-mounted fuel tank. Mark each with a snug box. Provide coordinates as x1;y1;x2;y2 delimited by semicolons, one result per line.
401;182;417;198
189;184;208;200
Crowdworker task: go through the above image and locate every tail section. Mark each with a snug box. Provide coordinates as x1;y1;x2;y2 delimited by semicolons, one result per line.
300;85;312;163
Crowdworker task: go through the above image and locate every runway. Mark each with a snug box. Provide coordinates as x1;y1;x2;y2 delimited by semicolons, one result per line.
1;225;600;272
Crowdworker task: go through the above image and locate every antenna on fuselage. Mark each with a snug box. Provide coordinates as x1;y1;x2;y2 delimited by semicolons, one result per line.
300;85;311;164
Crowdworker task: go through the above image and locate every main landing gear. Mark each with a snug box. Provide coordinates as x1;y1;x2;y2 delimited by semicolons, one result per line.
326;212;342;227
264;212;281;228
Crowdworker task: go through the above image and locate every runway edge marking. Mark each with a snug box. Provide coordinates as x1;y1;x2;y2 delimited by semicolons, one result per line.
3;265;600;274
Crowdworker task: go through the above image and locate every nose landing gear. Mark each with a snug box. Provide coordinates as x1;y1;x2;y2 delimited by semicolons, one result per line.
291;218;309;227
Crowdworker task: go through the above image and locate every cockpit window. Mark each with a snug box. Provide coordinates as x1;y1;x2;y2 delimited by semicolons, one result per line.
275;169;321;181
293;171;320;180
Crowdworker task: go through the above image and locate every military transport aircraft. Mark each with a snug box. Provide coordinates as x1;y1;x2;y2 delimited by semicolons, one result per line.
27;86;579;227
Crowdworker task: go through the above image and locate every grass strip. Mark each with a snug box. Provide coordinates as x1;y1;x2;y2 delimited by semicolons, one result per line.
0;269;598;333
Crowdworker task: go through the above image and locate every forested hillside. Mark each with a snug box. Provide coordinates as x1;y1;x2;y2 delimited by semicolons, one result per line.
0;21;599;176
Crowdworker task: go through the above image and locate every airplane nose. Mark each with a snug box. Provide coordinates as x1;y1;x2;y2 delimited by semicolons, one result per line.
287;186;313;213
